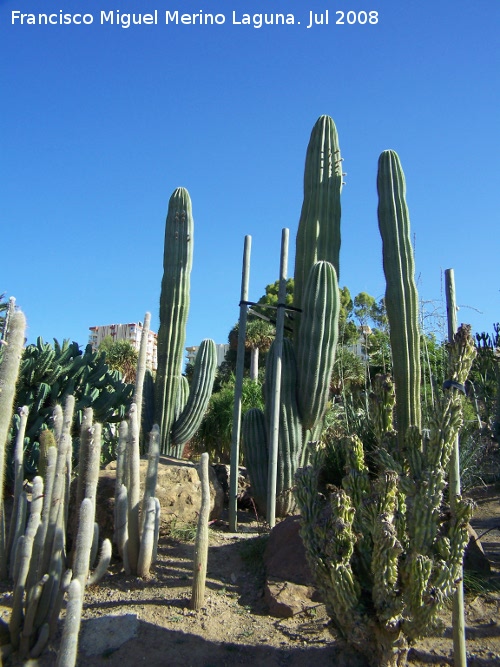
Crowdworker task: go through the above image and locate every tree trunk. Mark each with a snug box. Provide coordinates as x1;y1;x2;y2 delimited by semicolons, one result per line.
250;346;259;382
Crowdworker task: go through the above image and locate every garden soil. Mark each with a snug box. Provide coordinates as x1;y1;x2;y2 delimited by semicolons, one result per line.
1;484;499;667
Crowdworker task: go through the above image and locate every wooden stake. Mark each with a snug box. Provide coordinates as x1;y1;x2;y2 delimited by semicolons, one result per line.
445;268;467;667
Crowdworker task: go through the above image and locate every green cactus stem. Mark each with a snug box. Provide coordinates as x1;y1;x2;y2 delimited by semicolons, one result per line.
55;578;82;667
0;308;26;578
171;339;217;452
377;150;421;443
295;260;340;431
293;115;343;337
154;187;194;453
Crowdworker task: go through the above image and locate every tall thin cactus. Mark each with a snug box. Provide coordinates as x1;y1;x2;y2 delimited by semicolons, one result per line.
293;115;343;338
0;308;26;577
154;188;217;456
377;150;421;442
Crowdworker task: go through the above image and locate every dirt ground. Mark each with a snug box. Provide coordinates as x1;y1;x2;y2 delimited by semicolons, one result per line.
1;484;499;667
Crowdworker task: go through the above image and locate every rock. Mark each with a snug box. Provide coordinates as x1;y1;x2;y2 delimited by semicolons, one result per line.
263;515;321;618
80;614;139;656
87;457;224;545
264;515;313;585
464;524;491;575
264;578;319;618
213;464;253;510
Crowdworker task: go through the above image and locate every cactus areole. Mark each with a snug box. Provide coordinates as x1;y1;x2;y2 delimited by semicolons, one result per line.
154;188;194;453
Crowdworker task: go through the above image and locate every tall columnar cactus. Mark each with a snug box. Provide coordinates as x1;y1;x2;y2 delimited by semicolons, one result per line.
293;115;343;338
242;117;342;519
377;150;421;443
0;308;26;577
154;188;217;456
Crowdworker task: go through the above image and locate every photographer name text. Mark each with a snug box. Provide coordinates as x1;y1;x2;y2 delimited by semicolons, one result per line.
10;8;380;29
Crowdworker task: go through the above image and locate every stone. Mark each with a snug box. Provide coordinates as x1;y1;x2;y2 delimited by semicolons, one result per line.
264;578;318;618
464;524;492;575
87;457;224;545
80;614;139;656
264;515;313;585
263;515;321;618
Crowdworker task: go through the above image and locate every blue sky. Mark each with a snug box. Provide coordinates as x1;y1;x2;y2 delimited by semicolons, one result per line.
1;0;499;354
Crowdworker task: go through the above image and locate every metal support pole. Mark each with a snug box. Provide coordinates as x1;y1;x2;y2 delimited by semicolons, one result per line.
267;229;289;528
229;236;251;532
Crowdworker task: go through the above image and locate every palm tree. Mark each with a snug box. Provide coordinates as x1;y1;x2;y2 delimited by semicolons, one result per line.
245;319;275;381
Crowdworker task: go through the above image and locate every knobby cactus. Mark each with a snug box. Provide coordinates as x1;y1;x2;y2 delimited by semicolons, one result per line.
154;188;217;456
295;149;476;667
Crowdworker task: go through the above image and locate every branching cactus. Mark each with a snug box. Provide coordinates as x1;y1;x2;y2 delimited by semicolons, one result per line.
296;325;476;667
154;187;217;456
6;397;110;662
294;150;476;667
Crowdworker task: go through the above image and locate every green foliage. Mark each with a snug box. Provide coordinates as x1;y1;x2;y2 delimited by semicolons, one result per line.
98;337;138;384
190;376;264;463
12;338;134;472
470;325;500;440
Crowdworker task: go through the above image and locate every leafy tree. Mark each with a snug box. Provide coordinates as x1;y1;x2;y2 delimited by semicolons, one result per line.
98;336;139;384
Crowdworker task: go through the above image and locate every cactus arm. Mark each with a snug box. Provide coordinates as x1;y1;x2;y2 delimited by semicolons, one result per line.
377;150;421;442
171;339;217;451
295;261;340;431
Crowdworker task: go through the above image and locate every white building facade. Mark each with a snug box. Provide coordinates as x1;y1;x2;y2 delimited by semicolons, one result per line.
89;322;158;370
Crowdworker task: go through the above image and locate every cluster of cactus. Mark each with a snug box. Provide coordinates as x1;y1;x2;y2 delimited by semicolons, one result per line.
243;116;342;517
153;187;217;457
7;396;111;662
114;405;161;577
294;150;476;667
11;337;134;473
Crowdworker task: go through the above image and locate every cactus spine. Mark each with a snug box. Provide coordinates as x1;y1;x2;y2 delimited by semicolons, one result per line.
154;188;216;456
377;150;421;442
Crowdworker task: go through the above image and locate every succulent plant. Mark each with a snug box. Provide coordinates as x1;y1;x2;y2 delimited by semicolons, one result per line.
154;188;217;457
294;150;476;667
